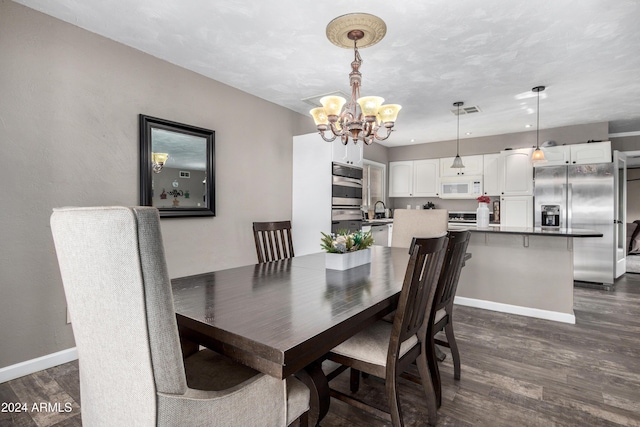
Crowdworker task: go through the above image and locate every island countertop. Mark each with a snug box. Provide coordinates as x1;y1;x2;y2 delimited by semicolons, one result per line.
448;225;603;238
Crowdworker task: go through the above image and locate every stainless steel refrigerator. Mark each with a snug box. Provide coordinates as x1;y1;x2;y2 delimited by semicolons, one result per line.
533;155;626;287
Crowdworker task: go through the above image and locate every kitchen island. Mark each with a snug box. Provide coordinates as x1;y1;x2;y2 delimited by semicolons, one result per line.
453;226;603;324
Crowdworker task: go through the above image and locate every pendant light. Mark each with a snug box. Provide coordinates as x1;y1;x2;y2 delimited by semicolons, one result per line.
451;101;465;168
531;86;546;163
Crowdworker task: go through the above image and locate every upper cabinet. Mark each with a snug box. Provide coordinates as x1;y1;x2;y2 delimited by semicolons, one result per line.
535;141;612;167
439;155;484;177
570;141;611;165
389;161;413;197
389;159;439;197
482;153;502;196
501;148;534;196
332;139;363;167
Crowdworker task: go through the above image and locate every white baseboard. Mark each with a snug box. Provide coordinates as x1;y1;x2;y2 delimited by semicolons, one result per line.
454;296;576;324
0;347;78;384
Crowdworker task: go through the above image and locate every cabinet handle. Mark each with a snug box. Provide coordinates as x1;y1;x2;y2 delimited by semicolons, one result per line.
572;161;576;164
565;161;569;164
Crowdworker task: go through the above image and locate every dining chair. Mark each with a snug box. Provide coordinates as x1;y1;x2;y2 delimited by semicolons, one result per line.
253;220;295;263
326;236;448;427
390;209;449;248
426;229;471;406
51;206;309;427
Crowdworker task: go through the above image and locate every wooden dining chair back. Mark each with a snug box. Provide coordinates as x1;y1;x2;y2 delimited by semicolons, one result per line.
428;229;471;405
327;236;448;426
253;220;295;263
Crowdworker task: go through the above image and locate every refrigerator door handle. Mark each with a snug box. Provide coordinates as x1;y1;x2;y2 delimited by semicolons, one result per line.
567;183;572;229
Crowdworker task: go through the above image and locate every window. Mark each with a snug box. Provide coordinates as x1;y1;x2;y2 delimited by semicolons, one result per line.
362;160;386;210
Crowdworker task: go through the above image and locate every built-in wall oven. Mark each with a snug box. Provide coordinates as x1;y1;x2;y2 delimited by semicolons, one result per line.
331;163;363;233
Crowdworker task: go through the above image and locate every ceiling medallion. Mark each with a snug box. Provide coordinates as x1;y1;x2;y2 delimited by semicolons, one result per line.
309;13;401;145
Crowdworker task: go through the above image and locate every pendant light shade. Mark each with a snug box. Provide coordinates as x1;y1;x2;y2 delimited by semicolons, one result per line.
451;101;465;169
531;86;546;163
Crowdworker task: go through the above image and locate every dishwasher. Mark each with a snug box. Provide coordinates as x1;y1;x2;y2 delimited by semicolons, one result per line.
370;224;389;247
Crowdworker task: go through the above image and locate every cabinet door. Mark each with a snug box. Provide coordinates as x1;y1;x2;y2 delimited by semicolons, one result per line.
413;159;440;197
439;155;483;176
331;139;351;165
439;157;459;177
501;148;533;196
537;145;570;167
389;161;414;197
570;141;612;165
500;195;533;228
483;153;502;195
347;142;363;167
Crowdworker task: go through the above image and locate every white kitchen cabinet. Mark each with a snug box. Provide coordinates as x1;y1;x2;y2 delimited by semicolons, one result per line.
482;153;502;196
501;148;533;196
440;155;483;177
536;141;611;167
389;161;414;197
332;138;363;167
413;159;440;197
570;141;611;165
537;145;571;167
500;195;533;228
388;159;439;197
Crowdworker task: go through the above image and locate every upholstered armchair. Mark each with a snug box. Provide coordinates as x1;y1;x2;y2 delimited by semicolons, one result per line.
50;206;309;426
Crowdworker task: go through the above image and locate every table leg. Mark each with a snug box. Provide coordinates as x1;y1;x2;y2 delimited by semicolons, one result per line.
295;361;329;426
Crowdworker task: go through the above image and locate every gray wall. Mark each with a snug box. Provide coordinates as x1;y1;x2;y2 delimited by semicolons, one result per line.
388;121;609;161
0;0;313;368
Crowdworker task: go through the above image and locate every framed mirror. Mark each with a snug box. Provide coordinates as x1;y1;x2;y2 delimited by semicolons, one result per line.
139;115;215;217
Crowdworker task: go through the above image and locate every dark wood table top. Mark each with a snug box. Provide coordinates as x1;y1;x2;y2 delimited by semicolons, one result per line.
172;246;410;379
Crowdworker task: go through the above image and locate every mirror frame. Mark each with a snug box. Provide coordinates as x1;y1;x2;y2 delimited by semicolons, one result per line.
139;114;215;217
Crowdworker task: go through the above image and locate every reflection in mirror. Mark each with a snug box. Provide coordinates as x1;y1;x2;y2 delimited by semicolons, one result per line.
140;115;215;217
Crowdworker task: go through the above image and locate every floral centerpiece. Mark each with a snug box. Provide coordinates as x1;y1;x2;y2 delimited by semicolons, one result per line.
476;195;491;204
321;230;374;270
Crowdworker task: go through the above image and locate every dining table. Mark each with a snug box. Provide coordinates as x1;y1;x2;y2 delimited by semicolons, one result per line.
172;246;412;425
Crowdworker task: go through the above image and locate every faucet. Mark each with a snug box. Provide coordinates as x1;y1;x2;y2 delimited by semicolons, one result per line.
374;201;386;218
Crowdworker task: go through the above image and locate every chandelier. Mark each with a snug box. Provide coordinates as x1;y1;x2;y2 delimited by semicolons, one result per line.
151;152;169;173
309;13;401;145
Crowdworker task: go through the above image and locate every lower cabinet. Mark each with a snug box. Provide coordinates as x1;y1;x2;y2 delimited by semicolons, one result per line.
500;196;533;228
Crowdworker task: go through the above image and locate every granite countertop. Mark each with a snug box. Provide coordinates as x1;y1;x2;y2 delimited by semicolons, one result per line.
448;224;603;238
362;219;394;225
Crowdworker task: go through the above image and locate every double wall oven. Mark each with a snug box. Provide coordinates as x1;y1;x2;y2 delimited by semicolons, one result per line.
331;163;363;233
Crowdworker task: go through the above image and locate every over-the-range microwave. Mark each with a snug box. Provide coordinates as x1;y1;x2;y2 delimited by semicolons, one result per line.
439;175;483;199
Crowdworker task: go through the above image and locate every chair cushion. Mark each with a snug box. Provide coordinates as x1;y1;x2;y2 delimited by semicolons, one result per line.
331;321;418;367
286;376;310;425
184;349;309;424
184;349;260;391
433;308;447;325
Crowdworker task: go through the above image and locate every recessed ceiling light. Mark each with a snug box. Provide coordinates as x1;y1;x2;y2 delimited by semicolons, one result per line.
525;124;532;128
465;132;472;135
410;138;415;142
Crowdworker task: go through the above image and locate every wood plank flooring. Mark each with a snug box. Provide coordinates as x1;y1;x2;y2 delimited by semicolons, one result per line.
2;274;639;426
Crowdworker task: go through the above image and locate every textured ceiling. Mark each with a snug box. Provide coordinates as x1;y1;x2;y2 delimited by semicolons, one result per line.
13;0;640;146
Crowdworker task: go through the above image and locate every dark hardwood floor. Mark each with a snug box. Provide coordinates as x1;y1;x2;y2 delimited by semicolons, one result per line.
2;274;640;426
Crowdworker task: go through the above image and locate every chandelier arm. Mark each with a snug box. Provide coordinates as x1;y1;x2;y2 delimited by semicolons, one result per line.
371;125;393;141
319;130;337;142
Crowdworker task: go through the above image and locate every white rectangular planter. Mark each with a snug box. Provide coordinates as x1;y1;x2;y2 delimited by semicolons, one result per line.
325;248;372;270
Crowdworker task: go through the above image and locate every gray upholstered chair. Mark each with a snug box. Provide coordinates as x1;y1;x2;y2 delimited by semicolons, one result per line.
326;236;448;426
390;209;448;248
50;206;309;426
